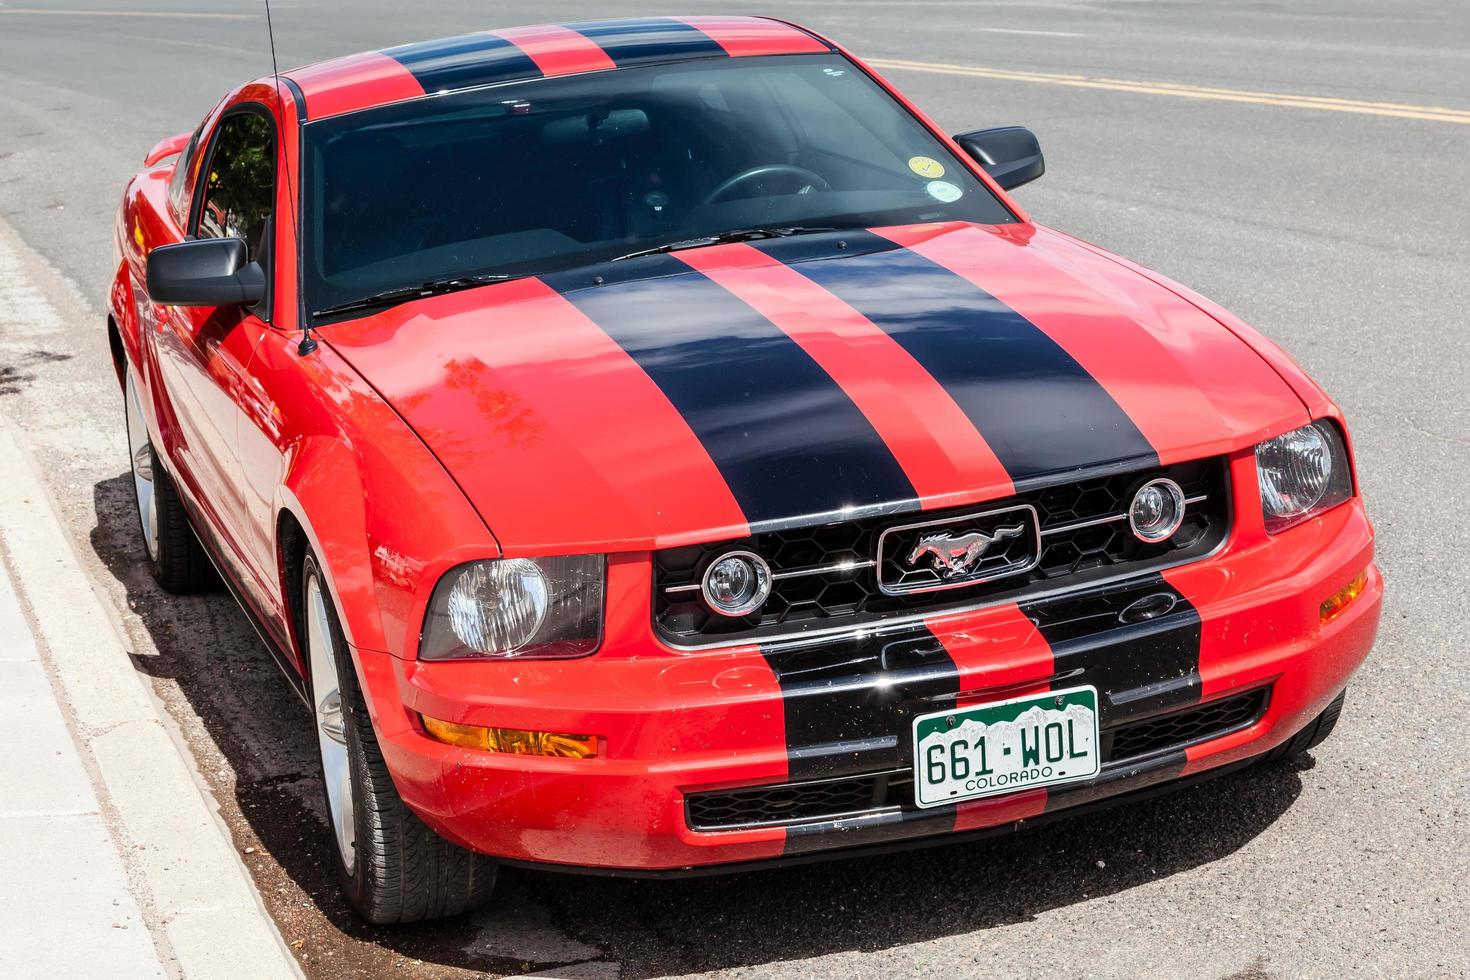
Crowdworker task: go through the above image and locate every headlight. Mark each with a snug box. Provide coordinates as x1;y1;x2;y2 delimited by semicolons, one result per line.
420;555;604;660
1254;420;1353;533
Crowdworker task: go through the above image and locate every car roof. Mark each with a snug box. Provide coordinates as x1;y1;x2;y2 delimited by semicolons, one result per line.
283;16;834;121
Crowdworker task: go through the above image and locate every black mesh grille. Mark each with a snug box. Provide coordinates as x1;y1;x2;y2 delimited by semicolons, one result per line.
656;457;1229;644
684;689;1266;831
688;776;891;832
686;774;901;831
1109;688;1266;759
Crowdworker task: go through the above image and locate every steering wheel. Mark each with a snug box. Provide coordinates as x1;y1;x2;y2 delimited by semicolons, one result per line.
702;165;831;206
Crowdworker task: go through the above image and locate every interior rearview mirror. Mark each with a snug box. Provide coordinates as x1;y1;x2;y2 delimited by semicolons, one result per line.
145;238;265;308
953;126;1045;191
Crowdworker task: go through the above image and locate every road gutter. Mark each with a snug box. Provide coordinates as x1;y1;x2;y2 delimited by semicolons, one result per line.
0;375;301;977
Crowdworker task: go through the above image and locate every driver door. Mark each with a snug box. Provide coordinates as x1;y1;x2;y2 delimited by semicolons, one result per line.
153;105;275;599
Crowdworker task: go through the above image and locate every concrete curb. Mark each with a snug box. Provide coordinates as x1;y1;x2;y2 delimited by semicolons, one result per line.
0;417;302;980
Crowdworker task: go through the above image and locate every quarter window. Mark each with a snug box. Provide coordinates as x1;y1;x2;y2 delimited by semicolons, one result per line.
166;125;202;227
195;110;276;264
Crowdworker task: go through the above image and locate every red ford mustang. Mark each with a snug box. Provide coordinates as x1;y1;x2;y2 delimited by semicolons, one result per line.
110;17;1381;923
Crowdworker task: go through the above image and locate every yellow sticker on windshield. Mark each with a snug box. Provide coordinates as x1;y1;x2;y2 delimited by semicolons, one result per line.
908;155;945;179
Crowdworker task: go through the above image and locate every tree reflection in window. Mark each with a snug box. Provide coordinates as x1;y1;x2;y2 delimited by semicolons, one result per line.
198;112;274;262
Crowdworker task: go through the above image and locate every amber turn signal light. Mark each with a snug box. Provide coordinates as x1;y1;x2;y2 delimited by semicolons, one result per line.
1320;569;1368;624
420;715;598;758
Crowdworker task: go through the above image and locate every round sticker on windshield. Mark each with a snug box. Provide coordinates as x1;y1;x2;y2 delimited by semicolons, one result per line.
926;180;963;203
908;155;945;179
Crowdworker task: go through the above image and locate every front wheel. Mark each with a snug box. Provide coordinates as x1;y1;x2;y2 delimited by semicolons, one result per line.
301;551;496;923
1266;688;1347;762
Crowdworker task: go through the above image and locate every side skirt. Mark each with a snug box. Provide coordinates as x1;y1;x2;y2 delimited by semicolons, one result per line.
170;477;310;709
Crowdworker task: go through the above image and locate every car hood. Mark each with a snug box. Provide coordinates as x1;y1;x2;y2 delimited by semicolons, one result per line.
325;221;1307;555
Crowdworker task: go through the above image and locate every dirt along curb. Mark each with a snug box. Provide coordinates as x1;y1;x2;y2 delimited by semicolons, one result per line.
0;410;303;979
0;217;302;979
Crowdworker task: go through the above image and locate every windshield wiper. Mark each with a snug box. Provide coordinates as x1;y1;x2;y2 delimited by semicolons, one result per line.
312;273;523;320
608;226;839;263
313;228;840;317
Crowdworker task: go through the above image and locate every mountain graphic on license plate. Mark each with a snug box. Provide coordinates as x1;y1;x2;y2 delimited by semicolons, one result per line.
911;685;1101;808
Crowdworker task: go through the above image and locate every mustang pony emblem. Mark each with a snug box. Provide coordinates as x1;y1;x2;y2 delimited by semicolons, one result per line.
906;525;1026;578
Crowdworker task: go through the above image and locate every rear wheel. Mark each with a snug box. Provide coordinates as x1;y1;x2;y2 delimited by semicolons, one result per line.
1267;688;1347;762
302;551;496;923
123;368;214;594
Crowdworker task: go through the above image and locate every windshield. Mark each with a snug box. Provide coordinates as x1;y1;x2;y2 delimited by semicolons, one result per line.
302;54;1015;317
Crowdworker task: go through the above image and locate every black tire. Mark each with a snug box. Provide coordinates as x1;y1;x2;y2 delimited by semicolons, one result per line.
1266;688;1347;762
123;370;215;594
145;450;217;594
301;552;496;924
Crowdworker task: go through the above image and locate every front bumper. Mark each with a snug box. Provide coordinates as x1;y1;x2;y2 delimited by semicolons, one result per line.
353;470;1379;872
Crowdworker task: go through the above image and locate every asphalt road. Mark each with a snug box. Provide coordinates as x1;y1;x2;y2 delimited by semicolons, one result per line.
1;2;1466;977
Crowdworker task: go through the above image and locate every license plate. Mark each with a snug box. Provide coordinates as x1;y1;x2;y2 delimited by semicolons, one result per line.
911;685;1101;808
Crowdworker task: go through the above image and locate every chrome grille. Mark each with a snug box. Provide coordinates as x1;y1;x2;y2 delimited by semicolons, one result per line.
654;457;1229;645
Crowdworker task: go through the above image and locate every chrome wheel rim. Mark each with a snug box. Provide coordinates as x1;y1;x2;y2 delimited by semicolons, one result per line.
124;372;159;561
306;573;356;874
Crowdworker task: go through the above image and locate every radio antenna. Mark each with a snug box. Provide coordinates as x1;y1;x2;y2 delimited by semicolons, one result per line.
264;0;316;355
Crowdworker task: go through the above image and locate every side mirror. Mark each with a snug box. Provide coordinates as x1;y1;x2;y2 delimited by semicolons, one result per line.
954;126;1045;191
145;238;265;308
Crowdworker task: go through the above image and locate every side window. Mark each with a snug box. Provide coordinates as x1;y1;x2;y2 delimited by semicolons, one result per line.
166;125;202;227
195;111;275;264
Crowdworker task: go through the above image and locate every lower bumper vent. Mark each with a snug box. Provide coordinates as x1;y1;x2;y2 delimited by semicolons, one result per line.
1108;687;1265;759
686;688;1268;832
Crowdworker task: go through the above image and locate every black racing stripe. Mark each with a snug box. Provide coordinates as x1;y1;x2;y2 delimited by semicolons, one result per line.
770;231;1159;486
1023;575;1205;811
381;33;542;93
1020;574;1201;813
760;625;959;788
565;18;728;67
1024;575;1203;728
542;256;918;526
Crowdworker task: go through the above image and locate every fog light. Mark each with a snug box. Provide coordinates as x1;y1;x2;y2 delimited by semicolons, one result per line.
420;716;598;758
1320;569;1368;624
1129;478;1186;543
701;550;772;617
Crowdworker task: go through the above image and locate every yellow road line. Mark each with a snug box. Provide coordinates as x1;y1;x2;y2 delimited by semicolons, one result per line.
0;7;253;18
868;58;1470;126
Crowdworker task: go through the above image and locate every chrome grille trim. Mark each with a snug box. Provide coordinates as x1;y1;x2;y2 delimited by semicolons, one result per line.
664;558;878;595
1040;494;1207;537
670;493;1217;593
663;495;1211;599
653;457;1231;647
774;559;878;581
662;541;1229;653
